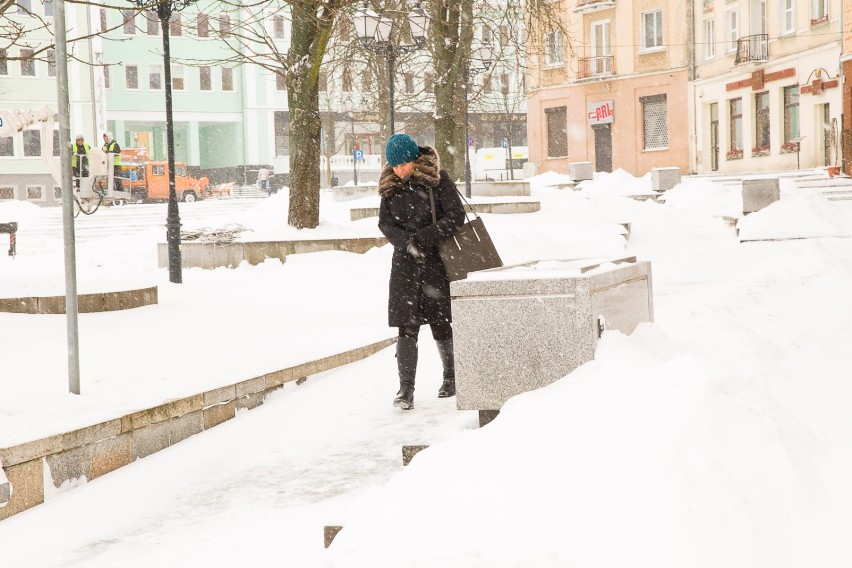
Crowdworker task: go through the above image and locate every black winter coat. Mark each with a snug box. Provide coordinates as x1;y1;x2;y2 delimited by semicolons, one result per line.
378;146;465;328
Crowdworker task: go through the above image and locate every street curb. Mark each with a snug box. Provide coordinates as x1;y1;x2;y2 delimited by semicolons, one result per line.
0;286;158;314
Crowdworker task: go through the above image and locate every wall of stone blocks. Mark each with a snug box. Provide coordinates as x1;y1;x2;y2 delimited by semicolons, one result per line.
0;337;395;522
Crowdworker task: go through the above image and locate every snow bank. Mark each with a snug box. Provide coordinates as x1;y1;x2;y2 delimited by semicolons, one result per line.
737;190;852;241
663;178;742;218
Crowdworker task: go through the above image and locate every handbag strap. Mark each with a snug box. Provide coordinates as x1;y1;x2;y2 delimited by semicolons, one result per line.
428;184;477;226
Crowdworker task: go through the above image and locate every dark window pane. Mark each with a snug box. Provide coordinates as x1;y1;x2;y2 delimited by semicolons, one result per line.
545;106;567;158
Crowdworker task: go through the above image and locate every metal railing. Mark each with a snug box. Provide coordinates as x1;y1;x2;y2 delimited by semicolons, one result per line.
577;55;615;79
735;34;768;64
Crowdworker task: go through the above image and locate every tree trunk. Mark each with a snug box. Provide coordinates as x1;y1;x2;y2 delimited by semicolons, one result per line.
285;1;337;229
430;0;473;181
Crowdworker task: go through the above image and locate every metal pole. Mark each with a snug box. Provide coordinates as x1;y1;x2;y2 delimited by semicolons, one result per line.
160;4;182;283
55;0;81;394
387;48;395;135
351;117;358;185
464;67;472;198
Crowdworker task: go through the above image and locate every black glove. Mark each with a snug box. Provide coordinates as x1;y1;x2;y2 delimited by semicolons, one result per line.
406;240;426;264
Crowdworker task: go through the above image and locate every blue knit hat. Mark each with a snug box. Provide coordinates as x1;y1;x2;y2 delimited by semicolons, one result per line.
385;133;421;167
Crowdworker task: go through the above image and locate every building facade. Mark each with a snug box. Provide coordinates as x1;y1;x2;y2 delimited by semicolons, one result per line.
526;0;691;178
692;0;843;174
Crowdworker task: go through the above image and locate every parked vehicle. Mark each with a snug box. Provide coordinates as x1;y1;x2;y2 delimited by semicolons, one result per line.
120;149;210;202
472;146;528;181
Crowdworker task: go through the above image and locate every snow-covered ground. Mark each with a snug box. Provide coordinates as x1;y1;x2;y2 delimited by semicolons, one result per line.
2;169;852;567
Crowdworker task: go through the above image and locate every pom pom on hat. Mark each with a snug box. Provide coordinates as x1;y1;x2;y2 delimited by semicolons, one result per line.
385;133;421;167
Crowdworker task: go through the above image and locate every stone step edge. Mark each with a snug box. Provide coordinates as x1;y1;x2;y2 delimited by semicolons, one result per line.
0;286;158;315
0;336;396;521
350;201;541;221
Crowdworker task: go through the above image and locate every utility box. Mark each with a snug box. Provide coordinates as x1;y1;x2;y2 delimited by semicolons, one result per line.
651;167;681;192
742;178;780;214
451;257;654;413
569;162;594;181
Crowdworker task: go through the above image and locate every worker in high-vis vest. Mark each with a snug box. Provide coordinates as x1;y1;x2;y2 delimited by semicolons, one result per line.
71;134;90;179
102;132;123;191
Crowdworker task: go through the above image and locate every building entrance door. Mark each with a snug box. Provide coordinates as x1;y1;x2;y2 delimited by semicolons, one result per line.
592;123;612;172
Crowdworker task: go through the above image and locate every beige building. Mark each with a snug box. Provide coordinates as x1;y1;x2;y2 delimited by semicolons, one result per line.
692;0;842;174
842;0;852;175
526;0;691;177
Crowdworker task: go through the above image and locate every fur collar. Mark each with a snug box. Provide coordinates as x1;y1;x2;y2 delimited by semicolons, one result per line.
378;145;441;197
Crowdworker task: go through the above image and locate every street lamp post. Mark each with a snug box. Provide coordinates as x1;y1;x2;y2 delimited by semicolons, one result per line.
129;0;197;284
354;3;427;137
463;47;492;198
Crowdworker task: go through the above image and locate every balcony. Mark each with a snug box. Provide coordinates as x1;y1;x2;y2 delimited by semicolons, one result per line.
735;34;768;65
577;56;615;79
573;0;615;14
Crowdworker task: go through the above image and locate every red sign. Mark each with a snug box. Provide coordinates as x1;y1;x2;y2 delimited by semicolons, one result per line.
587;101;614;125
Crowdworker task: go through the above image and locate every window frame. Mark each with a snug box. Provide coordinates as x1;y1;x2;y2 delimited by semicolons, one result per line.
729;97;743;152
218;14;232;38
640;9;664;52
704;17;716;60
544;106;568;158
148;63;163;90
221;66;234;91
20;48;36;77
125;64;139;90
122;9;136;35
641;94;668;151
197;13;210;38
783;84;800;144
544;29;563;67
26;185;45;201
22;129;41;158
780;0;795;34
754;90;770;151
0;48;9;76
725;5;739;53
199;66;212;91
172;64;185;90
0;136;14;157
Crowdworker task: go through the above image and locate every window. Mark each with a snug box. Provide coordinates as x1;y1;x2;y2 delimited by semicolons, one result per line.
275;70;286;90
20;48;35;76
122;9;135;34
199;66;211;90
16;0;32;15
499;25;509;48
545;106;567;158
27;186;44;200
405;73;414;94
641;10;663;50
342;68;352;92
361;68;371;92
47;48;55;77
0;49;8;76
501;73;510;95
729;97;742;151
482;26;492;44
425;72;435;92
544;29;563;65
482;74;492;94
781;0;795;33
0;137;13;156
591;20;612;74
273;16;285;39
274;111;289;155
319;72;327;91
641;94;668;150
725;6;738;52
221;67;234;91
811;0;828;23
704;18;715;59
170;14;182;36
197;13;209;37
44;0;53;17
754;91;770;149
104;64;110;88
783;85;800;143
149;64;163;90
0;187;14;200
54;186;62;201
152;165;166;176
126;64;139;89
100;8;107;33
219;14;231;38
23;130;41;157
145;11;158;35
53;130;59;156
172;64;185;90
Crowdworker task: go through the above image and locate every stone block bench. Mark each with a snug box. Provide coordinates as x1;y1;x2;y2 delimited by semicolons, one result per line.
350;200;541;221
157;237;388;270
451;256;653;426
0;286;158;314
469;181;530;197
0;336;396;521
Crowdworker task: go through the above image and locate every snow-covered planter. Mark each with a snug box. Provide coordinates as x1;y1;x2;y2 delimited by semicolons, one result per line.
726;149;743;160
751;145;770;158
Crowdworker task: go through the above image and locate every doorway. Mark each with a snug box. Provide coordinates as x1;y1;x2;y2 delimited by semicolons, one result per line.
709;102;719;172
592;123;612;172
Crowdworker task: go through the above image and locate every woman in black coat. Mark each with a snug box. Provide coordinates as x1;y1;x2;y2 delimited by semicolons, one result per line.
378;134;465;410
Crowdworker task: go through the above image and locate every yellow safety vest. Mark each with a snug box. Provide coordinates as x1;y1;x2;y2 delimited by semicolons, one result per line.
103;141;122;166
71;143;90;168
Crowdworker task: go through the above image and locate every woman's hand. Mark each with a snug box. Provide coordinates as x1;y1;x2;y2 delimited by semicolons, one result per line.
406;240;426;264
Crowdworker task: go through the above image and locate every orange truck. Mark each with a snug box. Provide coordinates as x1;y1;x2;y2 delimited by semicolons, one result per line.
121;148;210;202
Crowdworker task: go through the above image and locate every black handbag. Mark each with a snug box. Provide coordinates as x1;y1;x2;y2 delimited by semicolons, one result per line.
429;187;503;282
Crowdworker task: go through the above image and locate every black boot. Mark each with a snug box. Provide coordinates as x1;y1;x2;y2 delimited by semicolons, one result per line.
394;336;418;410
436;338;456;398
